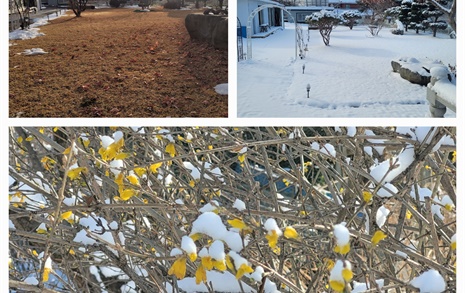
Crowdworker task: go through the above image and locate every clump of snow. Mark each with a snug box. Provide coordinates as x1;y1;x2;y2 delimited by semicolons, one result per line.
370;146;415;184
24;276;39;285
174;270;255;292
410;186;432;202
376;206;390;228
170;247;183;257
183;162;224;182
9;220;16;230
209;240;225;260
109;160;124;175
199;200;220;213
311;142;337;157
181;236;197;255
21;48;48;55
214;83;228;95
376;183;398;198
333;223;350;245
410;269;446;293
264;218;282;235
352;279;384;292
191;212;227;240
347;127;356;137
233;199;246;211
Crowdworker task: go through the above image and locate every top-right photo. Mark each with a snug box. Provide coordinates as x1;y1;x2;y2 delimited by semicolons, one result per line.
237;0;456;118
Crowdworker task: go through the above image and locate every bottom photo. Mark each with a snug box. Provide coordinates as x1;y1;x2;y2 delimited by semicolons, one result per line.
9;127;456;293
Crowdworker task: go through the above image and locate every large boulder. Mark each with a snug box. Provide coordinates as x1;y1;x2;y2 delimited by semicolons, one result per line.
391;57;445;86
185;14;228;50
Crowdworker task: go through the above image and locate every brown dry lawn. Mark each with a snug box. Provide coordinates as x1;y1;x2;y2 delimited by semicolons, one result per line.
9;8;228;117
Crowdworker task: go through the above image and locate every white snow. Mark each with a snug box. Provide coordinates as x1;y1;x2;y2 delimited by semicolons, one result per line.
110;160;124;175
9;10;68;41
198;200;220;213
21;48;48;55
410;186;432;202
376;206;390;228
264;218;282;235
214;83;228;95
181;236;197;255
238;24;455;117
174;270;255;292
410;269;446;293
183;162;224;182
233;198;246;211
370;146;415;184
376;183;398;198
352;279;384;292
333;223;350;246
24;276;39;285
209;240;225;260
9;220;16;230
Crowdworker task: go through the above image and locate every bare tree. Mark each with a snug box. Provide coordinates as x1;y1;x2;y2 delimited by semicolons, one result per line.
9;127;456;292
69;0;88;17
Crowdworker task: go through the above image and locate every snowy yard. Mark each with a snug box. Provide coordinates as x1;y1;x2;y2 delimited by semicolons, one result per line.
237;23;456;117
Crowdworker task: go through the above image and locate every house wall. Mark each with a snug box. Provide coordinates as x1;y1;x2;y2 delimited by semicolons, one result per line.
238;0;284;37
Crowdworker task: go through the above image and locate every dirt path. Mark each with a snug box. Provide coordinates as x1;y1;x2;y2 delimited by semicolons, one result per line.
9;8;228;117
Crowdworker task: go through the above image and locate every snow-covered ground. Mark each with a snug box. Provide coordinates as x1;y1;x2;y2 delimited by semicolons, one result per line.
237;23;456;117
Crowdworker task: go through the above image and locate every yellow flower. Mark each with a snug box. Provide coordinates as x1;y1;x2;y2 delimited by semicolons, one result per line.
371;230;387;246
43;267;51;282
168;257;187;279
195;265;207;284
406;209;412;219
126;174;140;186
235;263;254;279
189;180;196;187
284;226;299;239
208;145;213;150
60;211;73;221
119;189;137;201
67;167;87;180
265;230;280;249
342;267;353;282
329;280;345;292
115;152;131;160
363;191;373;203
226;254;234;271
283;178;290;187
165;143;176;157
228;218;248;230
134;167;146;177
238;153;246;163
334;243;350;255
188;252;197;262
201;256;214;270
325;258;335;271
451;151;456;163
213;259;226;271
36;224;47;234
149;162;163;173
41;156;57;170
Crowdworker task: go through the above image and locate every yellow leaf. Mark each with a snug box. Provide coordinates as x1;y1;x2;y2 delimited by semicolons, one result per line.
235;263;254;279
81;137;90;148
17;136;23;144
120;189;137;201
39;127;45;134
363;191;373;203
32;250;39;257
371;230;387;246
26;136;34;141
406;209;412;219
208;145;213;150
168;257;187;279
329;280;345;292
195;264;207;284
165;143;176;157
53;127;59;132
69;248;75;255
451;241;456;251
451;151;456;163
325;258;335;270
227;218;248;230
67;167;87;180
150;162;163;173
284;226;299;239
36;228;47;234
190;233;202;241
283;178;290;187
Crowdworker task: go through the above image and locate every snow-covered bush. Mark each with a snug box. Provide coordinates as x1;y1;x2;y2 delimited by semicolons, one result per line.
306;10;341;46
340;10;362;30
9;127;456;292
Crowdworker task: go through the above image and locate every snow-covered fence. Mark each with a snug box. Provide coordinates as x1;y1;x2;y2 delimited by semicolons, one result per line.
426;67;456;117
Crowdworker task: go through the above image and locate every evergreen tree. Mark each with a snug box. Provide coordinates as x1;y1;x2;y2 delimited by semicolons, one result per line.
407;2;428;33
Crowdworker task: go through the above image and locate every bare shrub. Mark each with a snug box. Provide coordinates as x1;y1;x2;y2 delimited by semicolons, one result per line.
9;127;456;292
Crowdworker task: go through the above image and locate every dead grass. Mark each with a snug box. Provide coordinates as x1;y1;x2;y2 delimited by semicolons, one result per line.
9;8;228;118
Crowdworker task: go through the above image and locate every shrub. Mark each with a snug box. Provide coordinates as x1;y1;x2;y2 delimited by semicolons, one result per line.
391;28;404;35
164;0;180;9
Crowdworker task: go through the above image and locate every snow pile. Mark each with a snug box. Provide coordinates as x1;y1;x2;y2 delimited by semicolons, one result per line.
429;66;456;109
370;146;415;184
409;269;446;293
9;10;68;40
352;279;384;292
214;83;228;95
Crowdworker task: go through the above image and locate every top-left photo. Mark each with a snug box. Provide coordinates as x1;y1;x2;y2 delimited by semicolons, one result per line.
9;0;228;118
